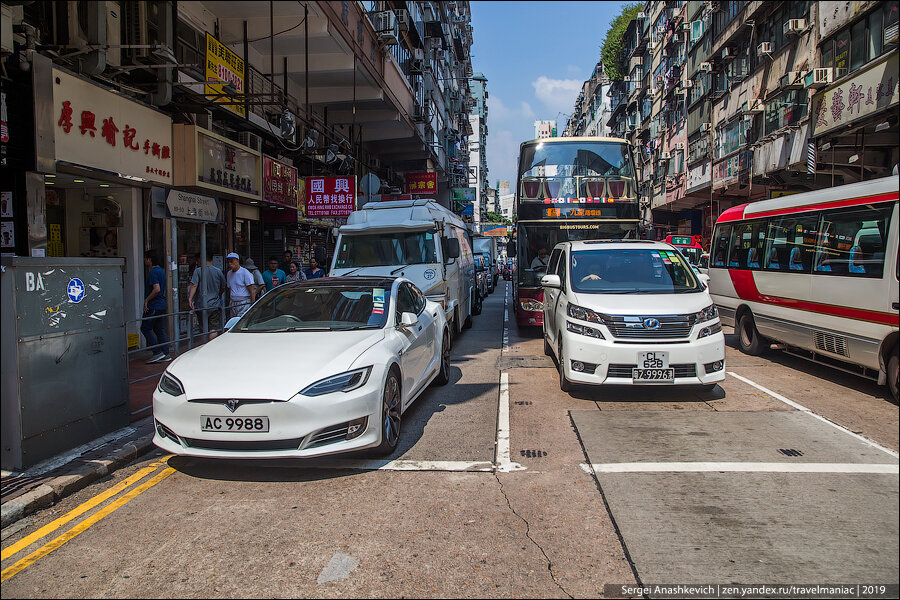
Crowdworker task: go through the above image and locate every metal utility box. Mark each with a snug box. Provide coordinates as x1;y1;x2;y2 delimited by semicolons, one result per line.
1;258;129;471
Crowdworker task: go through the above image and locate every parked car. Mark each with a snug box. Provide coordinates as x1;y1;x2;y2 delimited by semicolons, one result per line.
473;254;490;315
152;277;451;459
540;240;725;393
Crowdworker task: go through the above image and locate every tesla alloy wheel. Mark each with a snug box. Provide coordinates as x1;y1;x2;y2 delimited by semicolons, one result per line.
433;330;452;386
374;371;401;455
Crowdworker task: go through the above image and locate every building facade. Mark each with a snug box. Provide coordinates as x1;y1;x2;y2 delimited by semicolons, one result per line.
467;72;490;231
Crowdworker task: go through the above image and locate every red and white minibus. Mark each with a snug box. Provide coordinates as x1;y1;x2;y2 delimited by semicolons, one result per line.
708;176;899;399
664;234;705;266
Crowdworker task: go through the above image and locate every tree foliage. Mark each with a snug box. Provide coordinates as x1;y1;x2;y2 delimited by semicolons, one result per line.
485;211;511;225
600;3;644;81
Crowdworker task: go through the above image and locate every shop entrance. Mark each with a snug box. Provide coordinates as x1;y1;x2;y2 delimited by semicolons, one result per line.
172;220;225;342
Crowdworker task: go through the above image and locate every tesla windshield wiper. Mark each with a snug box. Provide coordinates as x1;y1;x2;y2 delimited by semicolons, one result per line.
265;326;333;332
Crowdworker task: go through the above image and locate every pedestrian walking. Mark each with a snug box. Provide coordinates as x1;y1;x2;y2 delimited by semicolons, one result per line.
262;256;286;291
284;261;305;283
188;250;227;341
305;256;326;279
142;249;171;363
226;252;256;318
244;258;266;293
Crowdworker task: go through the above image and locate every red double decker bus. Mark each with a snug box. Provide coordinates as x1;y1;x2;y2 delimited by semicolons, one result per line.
512;137;640;327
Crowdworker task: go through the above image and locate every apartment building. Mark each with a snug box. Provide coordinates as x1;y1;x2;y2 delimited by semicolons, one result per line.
467;71;490;230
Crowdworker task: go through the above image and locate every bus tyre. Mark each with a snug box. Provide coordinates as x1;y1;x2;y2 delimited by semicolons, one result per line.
888;350;899;402
558;340;573;393
738;312;767;356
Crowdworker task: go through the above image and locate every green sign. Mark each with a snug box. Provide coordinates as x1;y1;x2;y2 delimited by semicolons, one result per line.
671;236;692;246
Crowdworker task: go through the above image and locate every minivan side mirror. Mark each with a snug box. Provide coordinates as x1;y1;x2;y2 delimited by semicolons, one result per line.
698;273;710;288
398;312;418;328
541;274;561;288
225;316;240;331
444;237;461;260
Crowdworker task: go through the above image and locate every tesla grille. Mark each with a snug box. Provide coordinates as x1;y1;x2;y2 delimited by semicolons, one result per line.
306;423;351;448
182;437;303;451
607;364;698;378
603;315;693;339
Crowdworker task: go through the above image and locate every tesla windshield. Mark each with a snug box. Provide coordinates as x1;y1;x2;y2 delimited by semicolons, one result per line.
234;284;392;331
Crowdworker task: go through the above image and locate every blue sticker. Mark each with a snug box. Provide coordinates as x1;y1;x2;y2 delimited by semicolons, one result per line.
67;278;85;303
423;268;436;280
373;288;385;305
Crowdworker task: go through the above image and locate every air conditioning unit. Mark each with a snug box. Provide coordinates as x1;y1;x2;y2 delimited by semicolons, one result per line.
410;59;425;73
783;18;806;35
742;99;764;115
395;9;410;32
682;21;692;31
376;11;399;45
123;0;160;62
757;41;773;55
675;142;685;150
682;79;694;88
721;46;736;61
700;122;711;132
699;62;712;72
238;131;262;152
673;32;683;43
780;71;805;89
659;152;672;160
804;67;834;89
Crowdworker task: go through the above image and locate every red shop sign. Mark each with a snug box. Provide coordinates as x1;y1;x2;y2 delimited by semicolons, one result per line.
263;156;299;208
404;172;437;195
306;176;355;217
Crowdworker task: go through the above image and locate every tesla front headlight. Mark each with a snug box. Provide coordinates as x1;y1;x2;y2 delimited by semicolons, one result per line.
567;303;604;324
694;304;719;323
300;367;373;397
158;372;185;396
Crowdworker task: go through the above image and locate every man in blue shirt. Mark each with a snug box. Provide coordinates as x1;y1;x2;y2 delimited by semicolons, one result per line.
142;250;170;363
262;256;286;292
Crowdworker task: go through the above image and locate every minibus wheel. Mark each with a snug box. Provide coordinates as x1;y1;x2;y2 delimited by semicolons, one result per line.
738;312;767;356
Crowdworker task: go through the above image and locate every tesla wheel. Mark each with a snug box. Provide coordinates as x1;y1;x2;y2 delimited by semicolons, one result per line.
373;371;401;456
738;312;767;356
433;330;452;386
558;340;573;393
888;349;899;402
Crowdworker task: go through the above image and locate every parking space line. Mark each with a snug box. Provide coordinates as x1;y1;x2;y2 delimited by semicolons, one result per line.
1;467;176;583
587;462;899;474
727;371;899;459
299;459;494;472
1;463;165;561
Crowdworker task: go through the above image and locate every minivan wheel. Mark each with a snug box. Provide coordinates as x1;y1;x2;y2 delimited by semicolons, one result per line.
558;340;573;393
888;349;899;402
543;331;552;357
738;312;767;356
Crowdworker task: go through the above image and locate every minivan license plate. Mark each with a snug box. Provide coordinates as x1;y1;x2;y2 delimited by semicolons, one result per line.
201;416;269;432
634;351;673;383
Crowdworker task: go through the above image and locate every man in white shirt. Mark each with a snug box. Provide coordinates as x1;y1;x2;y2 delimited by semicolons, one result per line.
531;247;550;272
225;252;256;318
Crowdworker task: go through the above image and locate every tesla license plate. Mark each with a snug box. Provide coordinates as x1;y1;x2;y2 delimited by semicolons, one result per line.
201;416;270;432
633;351;674;383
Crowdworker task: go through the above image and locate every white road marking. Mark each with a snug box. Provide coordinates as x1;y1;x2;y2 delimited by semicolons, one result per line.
302;459;494;472
728;371;900;459
586;462;899;474
317;552;359;584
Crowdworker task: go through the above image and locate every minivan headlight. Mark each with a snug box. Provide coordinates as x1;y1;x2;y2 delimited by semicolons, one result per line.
300;367;372;396
158;372;185;396
567;303;604;324
694;304;719;323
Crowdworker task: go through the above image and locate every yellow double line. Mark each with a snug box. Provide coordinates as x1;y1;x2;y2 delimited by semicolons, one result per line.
1;457;176;582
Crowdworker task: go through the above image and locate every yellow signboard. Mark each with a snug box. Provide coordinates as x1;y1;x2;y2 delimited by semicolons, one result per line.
205;33;246;118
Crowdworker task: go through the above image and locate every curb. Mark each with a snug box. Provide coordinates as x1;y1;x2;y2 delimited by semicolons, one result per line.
1;433;157;530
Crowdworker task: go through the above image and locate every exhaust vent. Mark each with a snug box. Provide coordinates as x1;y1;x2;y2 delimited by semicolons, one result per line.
815;331;849;357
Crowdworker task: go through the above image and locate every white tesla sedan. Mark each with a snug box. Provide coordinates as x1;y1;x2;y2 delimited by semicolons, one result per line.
152;276;450;458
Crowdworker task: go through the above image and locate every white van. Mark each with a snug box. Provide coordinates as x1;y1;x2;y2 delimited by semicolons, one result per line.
330;199;477;337
541;240;725;392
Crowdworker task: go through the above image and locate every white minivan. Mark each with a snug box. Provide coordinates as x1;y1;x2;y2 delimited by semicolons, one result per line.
541;240;725;392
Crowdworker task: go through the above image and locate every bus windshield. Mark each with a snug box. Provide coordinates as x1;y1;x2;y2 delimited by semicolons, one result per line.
334;231;438;268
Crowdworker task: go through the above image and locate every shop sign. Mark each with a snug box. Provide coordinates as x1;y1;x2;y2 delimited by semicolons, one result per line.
52;68;172;183
811;54;899;138
818;1;877;40
196;129;259;196
483;226;508;237
263;156;300;208
687;161;711;195
306;176;355;217
713;152;746;188
405;172;437;195
205;33;246;118
165;189;221;223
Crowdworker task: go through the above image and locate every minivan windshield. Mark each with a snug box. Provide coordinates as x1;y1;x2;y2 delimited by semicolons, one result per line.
569;248;701;294
234;284;391;332
334;231;438;268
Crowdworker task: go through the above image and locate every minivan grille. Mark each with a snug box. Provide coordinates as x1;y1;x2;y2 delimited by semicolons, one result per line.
815;331;849;357
603;314;694;339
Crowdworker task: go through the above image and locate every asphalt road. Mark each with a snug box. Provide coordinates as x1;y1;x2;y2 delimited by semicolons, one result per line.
2;280;898;598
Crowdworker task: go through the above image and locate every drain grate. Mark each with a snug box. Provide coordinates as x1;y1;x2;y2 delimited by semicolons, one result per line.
778;448;804;457
520;449;547;458
514;401;532;406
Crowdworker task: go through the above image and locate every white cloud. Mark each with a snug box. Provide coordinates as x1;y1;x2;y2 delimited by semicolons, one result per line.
485;128;520;189
531;76;582;116
487;95;510;120
566;65;582;77
520;101;535;119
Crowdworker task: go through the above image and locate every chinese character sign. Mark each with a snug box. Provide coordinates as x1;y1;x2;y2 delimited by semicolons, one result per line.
405;172;437;195
263;156;300;208
205;33;246;118
811;54;898;138
52;68;172;184
306;176;356;217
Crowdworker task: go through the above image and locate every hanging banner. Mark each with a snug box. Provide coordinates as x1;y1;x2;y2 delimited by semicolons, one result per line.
263;156;300;208
205;33;246;118
405;172;437;195
306;176;356;217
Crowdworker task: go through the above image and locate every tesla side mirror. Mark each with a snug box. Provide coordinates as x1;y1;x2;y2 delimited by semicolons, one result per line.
225;316;240;331
399;312;418;328
541;274;561;288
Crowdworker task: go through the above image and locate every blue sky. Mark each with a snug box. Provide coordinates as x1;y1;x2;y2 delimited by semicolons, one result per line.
470;1;630;190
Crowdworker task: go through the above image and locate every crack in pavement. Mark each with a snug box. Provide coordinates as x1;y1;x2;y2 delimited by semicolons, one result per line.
492;472;574;599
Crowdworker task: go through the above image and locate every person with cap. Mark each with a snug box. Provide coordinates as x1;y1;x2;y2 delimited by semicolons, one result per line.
243;257;266;294
225;252;256;318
